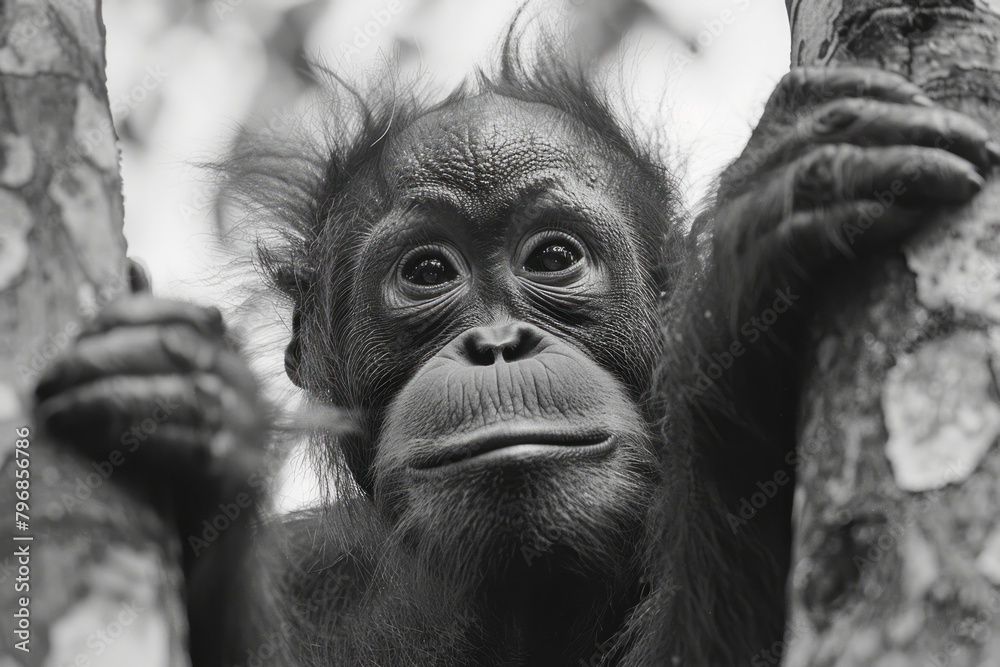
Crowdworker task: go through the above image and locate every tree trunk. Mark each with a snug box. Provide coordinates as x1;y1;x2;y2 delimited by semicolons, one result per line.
0;2;188;665
785;1;1000;665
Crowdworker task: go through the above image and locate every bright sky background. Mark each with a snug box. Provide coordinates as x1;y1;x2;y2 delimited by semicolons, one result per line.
102;0;791;511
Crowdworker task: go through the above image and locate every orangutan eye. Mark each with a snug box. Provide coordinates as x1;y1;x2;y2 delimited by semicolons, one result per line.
520;230;587;277
524;242;580;273
403;254;458;286
397;243;467;293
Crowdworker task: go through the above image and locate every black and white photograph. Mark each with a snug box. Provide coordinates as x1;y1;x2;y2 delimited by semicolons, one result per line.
3;0;1000;665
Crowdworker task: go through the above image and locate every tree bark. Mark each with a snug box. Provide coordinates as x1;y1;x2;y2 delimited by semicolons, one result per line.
0;2;188;665
785;1;1000;665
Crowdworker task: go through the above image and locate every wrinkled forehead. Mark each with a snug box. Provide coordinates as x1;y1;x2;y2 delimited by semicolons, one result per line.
382;94;613;207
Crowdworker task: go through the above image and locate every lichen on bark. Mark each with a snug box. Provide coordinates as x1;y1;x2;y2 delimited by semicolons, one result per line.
785;1;1000;664
0;2;188;665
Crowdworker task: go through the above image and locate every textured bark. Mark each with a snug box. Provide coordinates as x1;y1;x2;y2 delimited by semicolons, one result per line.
785;1;1000;666
0;2;188;665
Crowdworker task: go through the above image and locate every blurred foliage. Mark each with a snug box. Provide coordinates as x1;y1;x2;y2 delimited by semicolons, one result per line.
106;0;693;152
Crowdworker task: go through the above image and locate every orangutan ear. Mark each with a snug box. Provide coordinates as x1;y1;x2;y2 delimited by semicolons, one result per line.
128;258;152;293
284;308;304;388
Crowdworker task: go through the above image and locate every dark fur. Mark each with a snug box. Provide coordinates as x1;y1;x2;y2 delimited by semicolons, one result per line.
218;25;793;667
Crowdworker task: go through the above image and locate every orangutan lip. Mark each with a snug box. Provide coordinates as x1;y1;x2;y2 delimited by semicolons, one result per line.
411;429;614;470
